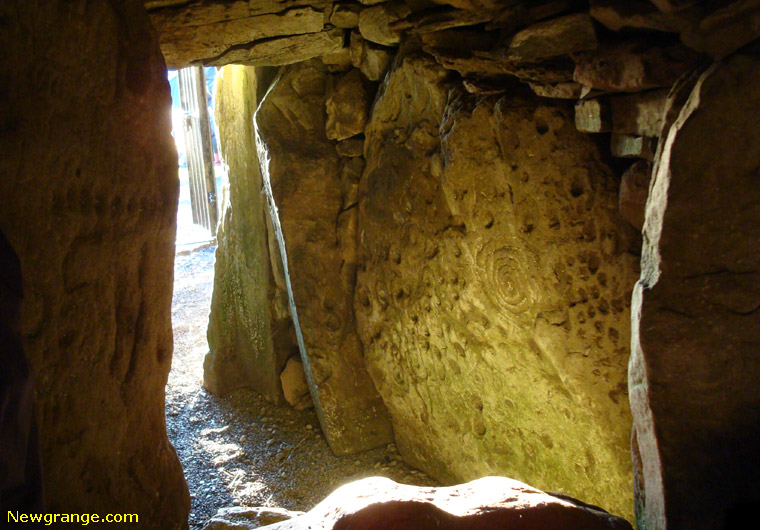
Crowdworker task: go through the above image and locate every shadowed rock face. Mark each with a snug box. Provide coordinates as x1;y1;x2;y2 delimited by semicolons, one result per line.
0;1;188;527
631;48;760;530
255;60;394;455
260;476;634;530
356;53;639;519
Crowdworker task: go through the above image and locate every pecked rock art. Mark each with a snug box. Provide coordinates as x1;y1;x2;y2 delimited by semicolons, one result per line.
356;53;639;519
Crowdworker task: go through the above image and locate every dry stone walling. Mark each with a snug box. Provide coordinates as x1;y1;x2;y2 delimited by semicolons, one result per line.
1;1;188;528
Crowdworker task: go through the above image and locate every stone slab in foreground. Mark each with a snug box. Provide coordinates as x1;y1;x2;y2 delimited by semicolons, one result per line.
262;476;634;530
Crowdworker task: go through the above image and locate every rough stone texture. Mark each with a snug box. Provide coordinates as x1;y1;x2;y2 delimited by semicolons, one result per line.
331;2;362;28
619;160;652;231
261;476;634;530
206;65;294;401
336;137;365;157
358;2;412;46
575;98;611;133
326;69;371;140
280;356;314;410
630;48;760;530
256;61;394;455
207;29;345;67
0;1;189;527
574;41;701;92
153;6;326;68
680;0;760;60
202;506;305;530
357;53;638;519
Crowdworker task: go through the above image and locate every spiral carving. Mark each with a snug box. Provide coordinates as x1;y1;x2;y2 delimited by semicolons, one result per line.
475;238;540;315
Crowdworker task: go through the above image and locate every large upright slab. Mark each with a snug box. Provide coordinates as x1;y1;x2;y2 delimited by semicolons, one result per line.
206;65;295;401
356;53;639;519
630;49;760;530
255;61;393;454
0;1;188;527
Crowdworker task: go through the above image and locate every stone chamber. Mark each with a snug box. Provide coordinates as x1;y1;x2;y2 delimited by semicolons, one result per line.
0;1;758;529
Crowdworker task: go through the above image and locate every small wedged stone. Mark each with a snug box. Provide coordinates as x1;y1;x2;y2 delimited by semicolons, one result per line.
610;133;656;160
680;0;760;59
326;69;371;140
330;2;362;28
609;88;669;137
358;1;412;46
280;356;314;410
575;98;611;133
619;160;652;231
202;506;305;530
589;0;702;33
530;81;584;99
207;29;345;67
153;6;326;69
336;137;365;157
259;477;634;530
321;47;353;72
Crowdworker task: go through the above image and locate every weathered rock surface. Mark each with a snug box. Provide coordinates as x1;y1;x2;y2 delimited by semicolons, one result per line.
256;60;394;455
421;29;577;83
619;160;652;231
680;0;760;59
631;48;760;530
326;69;371;140
202;506;305;530
280;356;314;410
574;40;701;92
206;65;294;401
261;476;634;530
207;29;345;67
331;2;362;28
500;13;598;62
0;1;188;527
358;2;412;46
357;53;638;519
530;81;584;99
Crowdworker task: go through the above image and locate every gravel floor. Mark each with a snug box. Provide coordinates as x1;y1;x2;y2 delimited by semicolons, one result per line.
167;244;436;529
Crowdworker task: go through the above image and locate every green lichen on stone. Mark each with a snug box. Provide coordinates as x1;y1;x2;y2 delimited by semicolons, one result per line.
205;65;290;401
